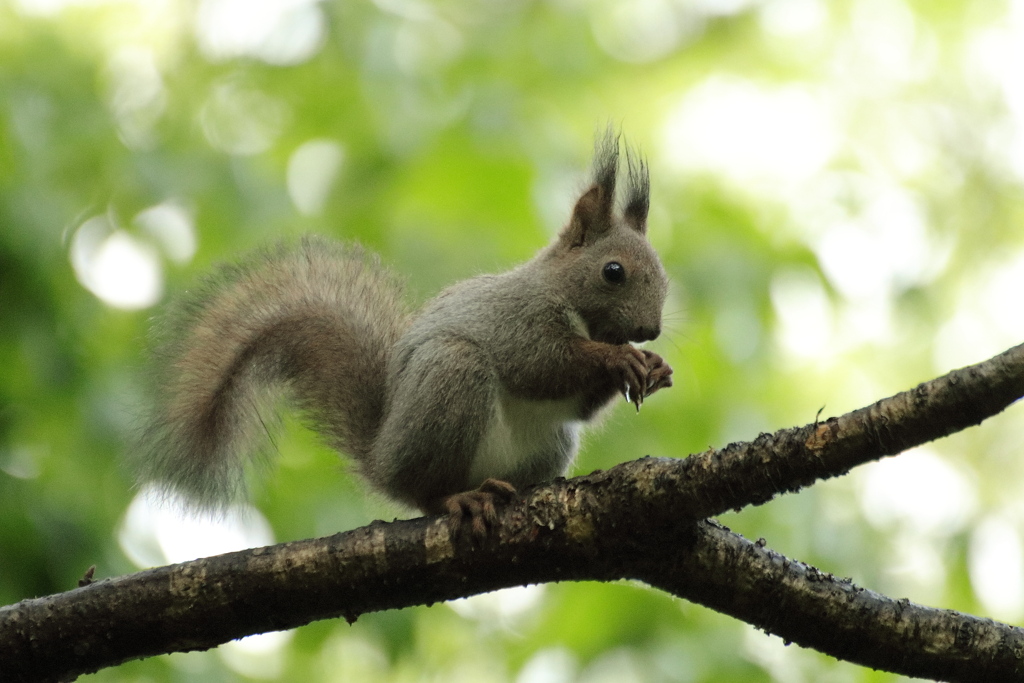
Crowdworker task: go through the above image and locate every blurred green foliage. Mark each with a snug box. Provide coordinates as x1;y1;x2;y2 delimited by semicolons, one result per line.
3;0;1024;681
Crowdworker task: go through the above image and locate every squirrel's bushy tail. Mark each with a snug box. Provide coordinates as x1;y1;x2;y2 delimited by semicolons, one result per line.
135;237;409;509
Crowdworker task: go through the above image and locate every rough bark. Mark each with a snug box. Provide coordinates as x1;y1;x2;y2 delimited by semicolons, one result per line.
2;342;1023;682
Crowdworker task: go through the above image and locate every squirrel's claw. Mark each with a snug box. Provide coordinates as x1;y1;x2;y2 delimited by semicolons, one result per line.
625;382;642;412
615;344;649;412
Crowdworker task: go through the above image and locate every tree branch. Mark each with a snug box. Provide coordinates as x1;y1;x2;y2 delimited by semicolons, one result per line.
3;343;1023;682
642;521;1024;682
604;341;1024;523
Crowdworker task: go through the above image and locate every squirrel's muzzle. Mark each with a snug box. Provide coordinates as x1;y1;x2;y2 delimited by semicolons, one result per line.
633;325;661;342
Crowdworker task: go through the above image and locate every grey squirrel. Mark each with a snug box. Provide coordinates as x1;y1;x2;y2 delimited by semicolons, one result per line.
136;132;673;534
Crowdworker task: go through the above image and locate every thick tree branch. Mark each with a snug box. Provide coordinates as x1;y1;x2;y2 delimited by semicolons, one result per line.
3;343;1024;682
4;504;1023;682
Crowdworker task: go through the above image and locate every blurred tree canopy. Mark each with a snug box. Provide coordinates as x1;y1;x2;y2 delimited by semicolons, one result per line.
2;0;1024;681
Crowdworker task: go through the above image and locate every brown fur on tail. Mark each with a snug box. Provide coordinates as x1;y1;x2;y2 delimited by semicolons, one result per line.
134;237;410;509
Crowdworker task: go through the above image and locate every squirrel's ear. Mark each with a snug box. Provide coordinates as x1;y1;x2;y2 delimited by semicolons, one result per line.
622;146;650;234
559;183;611;248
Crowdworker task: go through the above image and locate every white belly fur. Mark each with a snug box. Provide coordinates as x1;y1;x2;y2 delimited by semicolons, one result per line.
470;391;581;484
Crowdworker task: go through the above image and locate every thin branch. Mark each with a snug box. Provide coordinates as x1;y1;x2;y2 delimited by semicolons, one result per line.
598;341;1024;522
640;521;1024;683
2;343;1024;682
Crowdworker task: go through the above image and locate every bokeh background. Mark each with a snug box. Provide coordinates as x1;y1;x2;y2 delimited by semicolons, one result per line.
2;0;1024;681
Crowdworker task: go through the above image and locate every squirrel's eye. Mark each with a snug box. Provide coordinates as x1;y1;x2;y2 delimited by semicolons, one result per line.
602;261;625;284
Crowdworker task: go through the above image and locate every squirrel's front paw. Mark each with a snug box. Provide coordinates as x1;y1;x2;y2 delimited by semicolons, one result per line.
641;350;673;397
442;478;518;538
607;344;651;410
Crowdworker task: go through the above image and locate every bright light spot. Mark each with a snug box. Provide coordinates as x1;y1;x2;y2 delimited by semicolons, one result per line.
195;0;326;66
979;250;1024;341
105;46;166;149
883;532;946;602
813;186;941;302
0;447;42;480
934;248;1024;370
933;307;991;372
858;448;976;537
449;585;545;625
517;647;577;683
71;216;163;310
118;486;173;568
759;0;827;37
590;0;699;64
969;515;1024;622
662;78;839;191
964;13;1024;182
834;297;892;348
220;630;293;680
769;266;833;361
789;175;950;349
134;201;197;264
200;81;288;155
817;222;879;297
156;504;275;565
118;485;275;567
866;105;939;180
848;0;920;84
287;139;345;216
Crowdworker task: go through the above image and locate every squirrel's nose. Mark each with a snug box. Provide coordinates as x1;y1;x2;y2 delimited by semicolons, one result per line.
634;325;660;342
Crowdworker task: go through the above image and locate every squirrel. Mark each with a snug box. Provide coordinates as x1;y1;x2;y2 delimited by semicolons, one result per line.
135;131;673;535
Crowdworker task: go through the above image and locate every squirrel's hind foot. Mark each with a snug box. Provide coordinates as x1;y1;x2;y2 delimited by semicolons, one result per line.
442;478;518;538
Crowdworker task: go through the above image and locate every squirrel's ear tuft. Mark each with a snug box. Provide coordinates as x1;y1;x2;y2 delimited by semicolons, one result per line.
623;145;650;234
558;129;620;248
592;126;620;211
